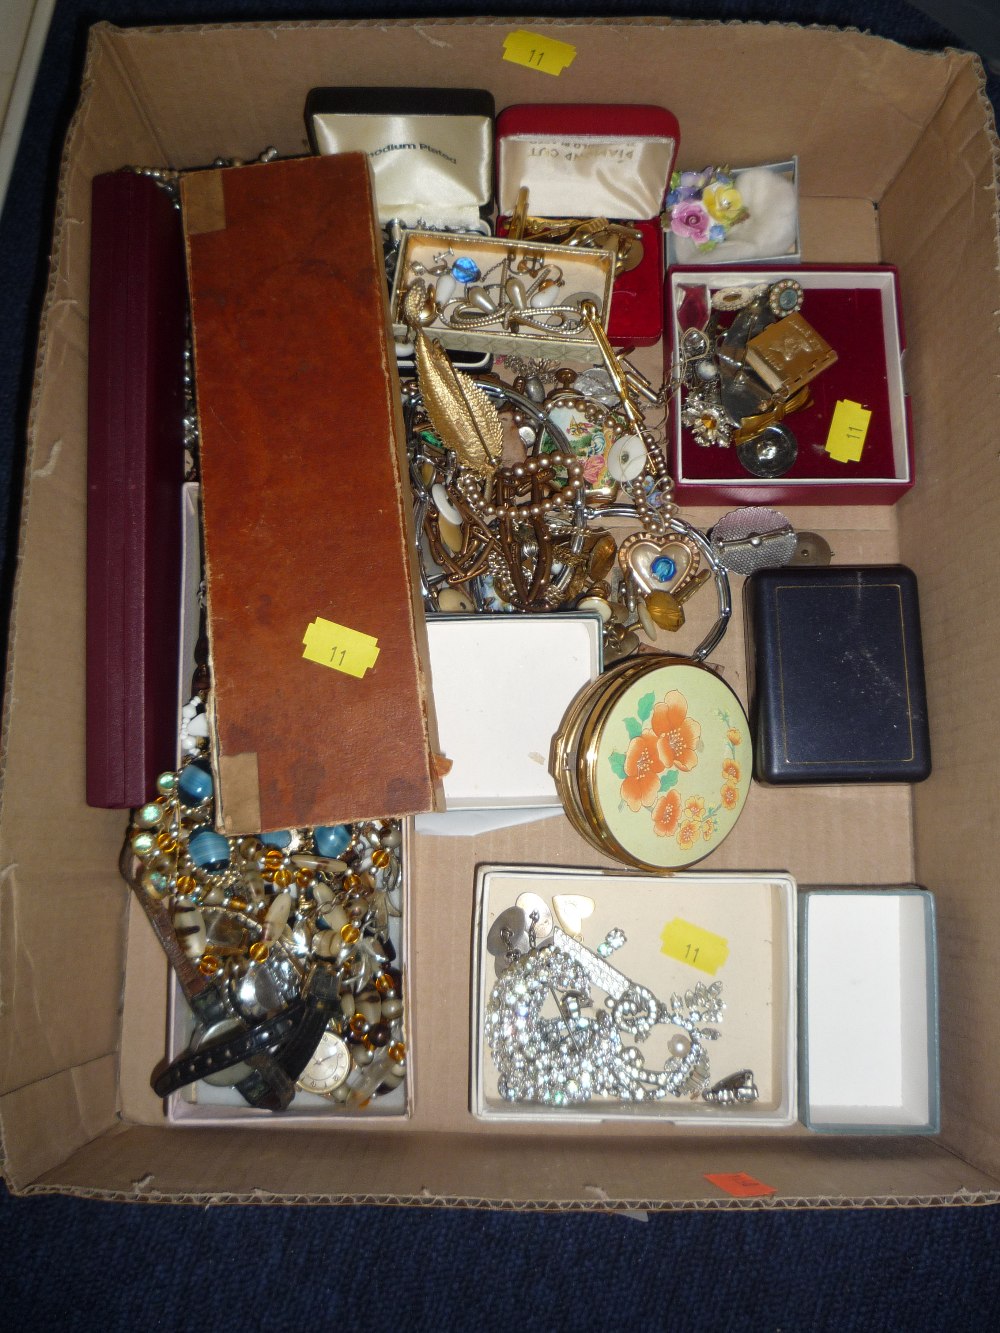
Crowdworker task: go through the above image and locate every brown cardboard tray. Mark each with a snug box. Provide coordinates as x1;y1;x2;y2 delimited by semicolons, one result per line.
1;18;999;1210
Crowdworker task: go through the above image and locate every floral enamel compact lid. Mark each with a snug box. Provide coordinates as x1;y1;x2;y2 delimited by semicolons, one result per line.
574;660;752;871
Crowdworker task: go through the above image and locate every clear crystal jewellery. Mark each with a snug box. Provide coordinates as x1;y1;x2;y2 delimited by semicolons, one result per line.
485;904;758;1108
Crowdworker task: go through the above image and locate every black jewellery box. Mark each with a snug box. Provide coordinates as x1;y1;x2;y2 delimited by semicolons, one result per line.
745;566;931;785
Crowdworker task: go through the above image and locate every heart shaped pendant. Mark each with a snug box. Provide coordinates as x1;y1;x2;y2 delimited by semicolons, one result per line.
551;893;595;941
618;532;701;599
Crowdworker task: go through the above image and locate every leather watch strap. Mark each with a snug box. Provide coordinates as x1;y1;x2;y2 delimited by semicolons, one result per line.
124;842;301;1111
275;968;344;1083
153;1000;305;1097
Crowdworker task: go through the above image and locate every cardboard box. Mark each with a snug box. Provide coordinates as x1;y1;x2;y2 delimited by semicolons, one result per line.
3;19;1000;1209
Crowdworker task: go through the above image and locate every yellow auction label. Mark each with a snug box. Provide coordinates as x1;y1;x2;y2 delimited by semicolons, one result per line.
825;398;872;463
660;917;729;976
302;617;380;679
503;30;577;77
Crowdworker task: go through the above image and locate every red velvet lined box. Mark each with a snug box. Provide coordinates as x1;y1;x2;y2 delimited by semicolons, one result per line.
666;265;914;505
496;104;680;346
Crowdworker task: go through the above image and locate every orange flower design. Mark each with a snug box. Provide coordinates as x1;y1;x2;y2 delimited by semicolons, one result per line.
652;790;681;837
722;758;741;783
684;795;706;818
621;734;664;812
651;691;702;772
726;728;742;746
720;782;740;810
703;820;715;841
677;819;701;851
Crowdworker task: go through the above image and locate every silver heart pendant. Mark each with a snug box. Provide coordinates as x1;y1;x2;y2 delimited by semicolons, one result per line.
617;532;701;598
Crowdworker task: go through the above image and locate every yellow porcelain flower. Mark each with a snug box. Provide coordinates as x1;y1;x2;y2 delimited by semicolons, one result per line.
703;182;745;224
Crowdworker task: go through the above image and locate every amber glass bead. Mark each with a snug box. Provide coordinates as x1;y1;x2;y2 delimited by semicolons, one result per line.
368;1022;390;1048
155;831;179;853
294;868;314;889
176;873;198;895
340;923;361;945
387;1041;406;1064
248;941;270;963
272;867;293;888
263;849;284;869
371;847;391;870
199;954;221;976
362;1035;375;1052
229;895;248;912
261;868;276;883
374;972;395;997
343;872;362;893
348;1013;369;1039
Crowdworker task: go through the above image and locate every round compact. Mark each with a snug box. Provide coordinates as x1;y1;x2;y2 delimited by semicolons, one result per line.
552;657;752;871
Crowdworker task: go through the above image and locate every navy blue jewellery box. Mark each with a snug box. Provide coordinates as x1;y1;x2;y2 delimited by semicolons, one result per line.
745;565;931;784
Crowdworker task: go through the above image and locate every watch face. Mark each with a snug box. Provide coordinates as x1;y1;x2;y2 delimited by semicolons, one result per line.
297;1030;352;1097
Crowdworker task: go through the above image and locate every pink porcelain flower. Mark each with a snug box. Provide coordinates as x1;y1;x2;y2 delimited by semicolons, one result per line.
670;201;711;243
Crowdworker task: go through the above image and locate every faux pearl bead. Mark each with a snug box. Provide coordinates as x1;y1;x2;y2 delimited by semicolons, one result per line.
468;285;497;314
505;276;527;309
668;1031;692;1059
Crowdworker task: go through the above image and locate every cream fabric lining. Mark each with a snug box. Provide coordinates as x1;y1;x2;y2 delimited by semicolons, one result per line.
312;112;492;225
498;134;676;219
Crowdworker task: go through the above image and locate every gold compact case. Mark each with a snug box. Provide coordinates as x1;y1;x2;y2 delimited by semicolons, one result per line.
552;656;752;872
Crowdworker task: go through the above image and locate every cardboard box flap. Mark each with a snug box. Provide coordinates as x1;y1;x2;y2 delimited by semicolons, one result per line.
22;1122;1000;1206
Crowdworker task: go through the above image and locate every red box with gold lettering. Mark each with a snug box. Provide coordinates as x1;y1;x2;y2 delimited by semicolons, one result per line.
496;104;680;346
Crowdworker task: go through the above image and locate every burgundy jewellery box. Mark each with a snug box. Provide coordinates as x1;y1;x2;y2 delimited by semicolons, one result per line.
496;103;680;346
666;263;914;505
86;170;187;808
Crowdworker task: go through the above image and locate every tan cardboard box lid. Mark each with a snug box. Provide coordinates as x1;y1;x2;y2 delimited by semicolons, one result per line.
2;18;1000;1209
